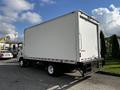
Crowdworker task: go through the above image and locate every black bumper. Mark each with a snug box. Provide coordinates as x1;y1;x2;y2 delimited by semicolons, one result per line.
77;58;103;75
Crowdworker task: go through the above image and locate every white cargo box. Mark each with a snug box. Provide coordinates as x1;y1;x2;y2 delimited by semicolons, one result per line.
24;11;100;64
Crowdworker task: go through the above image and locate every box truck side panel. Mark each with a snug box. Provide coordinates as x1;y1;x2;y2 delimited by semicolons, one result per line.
79;16;98;61
24;13;77;62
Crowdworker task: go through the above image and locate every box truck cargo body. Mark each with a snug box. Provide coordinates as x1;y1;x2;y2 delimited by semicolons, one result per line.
18;11;102;76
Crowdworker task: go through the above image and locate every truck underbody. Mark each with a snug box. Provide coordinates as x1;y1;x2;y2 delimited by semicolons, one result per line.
18;57;103;77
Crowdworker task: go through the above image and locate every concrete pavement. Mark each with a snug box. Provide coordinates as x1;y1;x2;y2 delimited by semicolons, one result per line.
0;58;120;90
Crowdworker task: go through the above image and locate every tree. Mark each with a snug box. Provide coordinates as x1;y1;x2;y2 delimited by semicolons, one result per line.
100;31;106;58
111;34;119;58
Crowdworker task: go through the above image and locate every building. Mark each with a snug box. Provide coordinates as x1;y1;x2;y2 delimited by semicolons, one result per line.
0;36;23;50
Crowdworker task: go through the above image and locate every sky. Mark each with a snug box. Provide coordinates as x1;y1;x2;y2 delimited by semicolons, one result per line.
0;0;120;41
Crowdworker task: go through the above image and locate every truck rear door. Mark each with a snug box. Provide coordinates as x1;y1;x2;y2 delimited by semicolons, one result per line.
79;15;99;62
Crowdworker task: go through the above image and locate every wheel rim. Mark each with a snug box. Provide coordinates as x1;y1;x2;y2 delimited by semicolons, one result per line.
20;60;23;66
48;65;54;74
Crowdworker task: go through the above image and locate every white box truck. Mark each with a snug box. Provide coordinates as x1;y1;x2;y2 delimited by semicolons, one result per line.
17;10;102;76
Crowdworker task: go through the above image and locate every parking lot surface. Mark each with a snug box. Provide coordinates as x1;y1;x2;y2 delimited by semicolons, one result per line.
0;59;120;90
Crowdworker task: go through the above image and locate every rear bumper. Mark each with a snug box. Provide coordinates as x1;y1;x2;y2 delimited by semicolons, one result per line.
0;56;13;59
77;58;103;74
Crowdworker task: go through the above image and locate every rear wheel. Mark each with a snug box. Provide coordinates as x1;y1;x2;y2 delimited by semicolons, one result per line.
47;64;59;76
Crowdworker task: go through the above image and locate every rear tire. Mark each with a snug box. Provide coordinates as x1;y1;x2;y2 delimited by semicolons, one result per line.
47;64;59;76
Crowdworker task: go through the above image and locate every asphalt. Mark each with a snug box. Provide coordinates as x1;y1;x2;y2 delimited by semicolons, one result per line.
0;59;120;90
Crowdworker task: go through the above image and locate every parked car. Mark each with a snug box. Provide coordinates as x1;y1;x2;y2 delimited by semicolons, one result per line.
0;50;13;59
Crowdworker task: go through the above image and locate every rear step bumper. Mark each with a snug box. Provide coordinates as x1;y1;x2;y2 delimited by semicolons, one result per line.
77;58;103;76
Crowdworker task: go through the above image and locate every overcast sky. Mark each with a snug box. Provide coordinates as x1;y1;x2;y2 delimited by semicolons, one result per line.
0;0;120;40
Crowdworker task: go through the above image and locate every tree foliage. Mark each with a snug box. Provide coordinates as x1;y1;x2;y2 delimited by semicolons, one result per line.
100;31;106;58
111;34;119;58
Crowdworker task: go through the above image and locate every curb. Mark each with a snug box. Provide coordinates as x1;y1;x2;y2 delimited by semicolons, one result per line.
0;58;17;63
97;71;120;77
